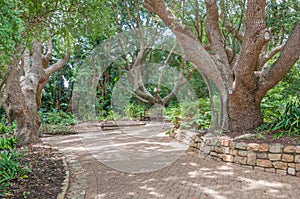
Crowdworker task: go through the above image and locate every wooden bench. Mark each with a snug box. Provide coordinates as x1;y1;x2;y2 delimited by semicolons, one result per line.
140;109;163;121
140;110;150;121
94;121;146;130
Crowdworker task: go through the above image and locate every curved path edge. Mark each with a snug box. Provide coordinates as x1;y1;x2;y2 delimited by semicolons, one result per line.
42;138;87;199
42;123;300;199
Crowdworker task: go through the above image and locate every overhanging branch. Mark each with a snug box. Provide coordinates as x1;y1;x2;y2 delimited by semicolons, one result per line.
45;49;71;78
258;19;300;97
257;44;284;70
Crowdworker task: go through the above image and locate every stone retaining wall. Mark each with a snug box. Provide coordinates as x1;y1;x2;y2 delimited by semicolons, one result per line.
171;129;300;178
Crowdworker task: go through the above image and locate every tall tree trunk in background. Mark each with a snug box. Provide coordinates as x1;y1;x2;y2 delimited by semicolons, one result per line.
144;0;300;132
2;39;70;146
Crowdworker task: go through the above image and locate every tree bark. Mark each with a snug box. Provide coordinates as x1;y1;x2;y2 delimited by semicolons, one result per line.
143;0;300;132
2;39;70;146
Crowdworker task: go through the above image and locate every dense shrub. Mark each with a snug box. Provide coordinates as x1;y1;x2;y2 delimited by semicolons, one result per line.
0;121;16;135
124;103;145;119
40;109;77;125
165;98;211;130
261;96;300;138
269;97;300;137
38;124;76;135
0;135;17;150
0;136;30;194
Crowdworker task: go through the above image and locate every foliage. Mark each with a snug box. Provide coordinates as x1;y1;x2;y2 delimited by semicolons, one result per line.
165;105;181;124
0;121;16;135
266;0;299;43
0;150;30;194
124;103;145;119
190;98;212;129
40;109;77;125
0;0;24;71
96;110;115;121
0;135;17;150
0;135;30;194
260;63;300;138
1;0;299;140
41;40;74;112
38;109;77;135
165;98;211;130
269;97;300;137
38;124;76;136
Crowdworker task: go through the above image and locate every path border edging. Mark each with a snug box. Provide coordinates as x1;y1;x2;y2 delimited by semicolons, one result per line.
43;141;87;199
57;156;70;199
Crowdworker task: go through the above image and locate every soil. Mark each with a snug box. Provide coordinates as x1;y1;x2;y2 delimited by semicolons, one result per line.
3;144;65;199
222;130;300;146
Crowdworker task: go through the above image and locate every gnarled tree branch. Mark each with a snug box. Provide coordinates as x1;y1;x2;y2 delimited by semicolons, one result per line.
234;0;269;89
258;19;300;98
42;39;52;68
257;43;284;70
143;0;224;93
44;49;71;78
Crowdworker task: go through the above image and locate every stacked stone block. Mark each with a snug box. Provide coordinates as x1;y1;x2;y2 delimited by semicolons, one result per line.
171;130;300;178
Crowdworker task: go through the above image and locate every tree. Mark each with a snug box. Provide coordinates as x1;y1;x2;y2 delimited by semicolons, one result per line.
143;0;300;131
3;40;70;145
105;0;196;107
0;0;112;145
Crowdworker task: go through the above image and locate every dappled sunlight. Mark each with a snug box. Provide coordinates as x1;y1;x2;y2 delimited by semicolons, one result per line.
200;187;227;199
200;167;212;171
189;162;199;167
139;185;165;198
63;146;86;152
126;192;136;196
42;122;300;198
267;189;280;193
97;194;107;198
218;165;233;170
188;170;203;178
188;169;222;179
141;178;157;183
139;185;157;191
238;176;285;189
149;191;165;197
59;138;82;143
213;171;234;176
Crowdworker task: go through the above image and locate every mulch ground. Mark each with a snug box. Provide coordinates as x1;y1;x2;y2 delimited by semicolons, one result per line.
4;144;65;199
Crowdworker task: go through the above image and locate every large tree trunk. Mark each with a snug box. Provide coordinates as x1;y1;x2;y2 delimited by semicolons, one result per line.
228;91;262;131
5;60;42;145
2;40;70;146
144;0;300;132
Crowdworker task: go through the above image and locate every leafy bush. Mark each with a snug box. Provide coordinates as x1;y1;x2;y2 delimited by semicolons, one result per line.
260;96;300;138
40;110;77;125
165;98;211;130
124;103;145;119
165;105;181;124
0;121;16;135
269;97;300;137
0;135;17;150
96;110;123;121
38;124;76;135
0;150;30;194
0;136;30;194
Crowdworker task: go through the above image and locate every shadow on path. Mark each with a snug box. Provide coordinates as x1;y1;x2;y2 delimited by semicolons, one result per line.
42;122;300;199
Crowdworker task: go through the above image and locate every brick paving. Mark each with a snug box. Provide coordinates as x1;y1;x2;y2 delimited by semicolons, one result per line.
42;122;300;199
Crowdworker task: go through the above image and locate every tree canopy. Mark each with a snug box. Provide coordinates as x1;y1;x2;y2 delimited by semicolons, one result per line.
0;0;299;145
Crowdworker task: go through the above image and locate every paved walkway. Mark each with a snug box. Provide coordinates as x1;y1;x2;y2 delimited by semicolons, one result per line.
42;122;300;199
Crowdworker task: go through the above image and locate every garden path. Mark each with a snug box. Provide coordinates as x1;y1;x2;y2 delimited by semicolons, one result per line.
42;122;300;199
